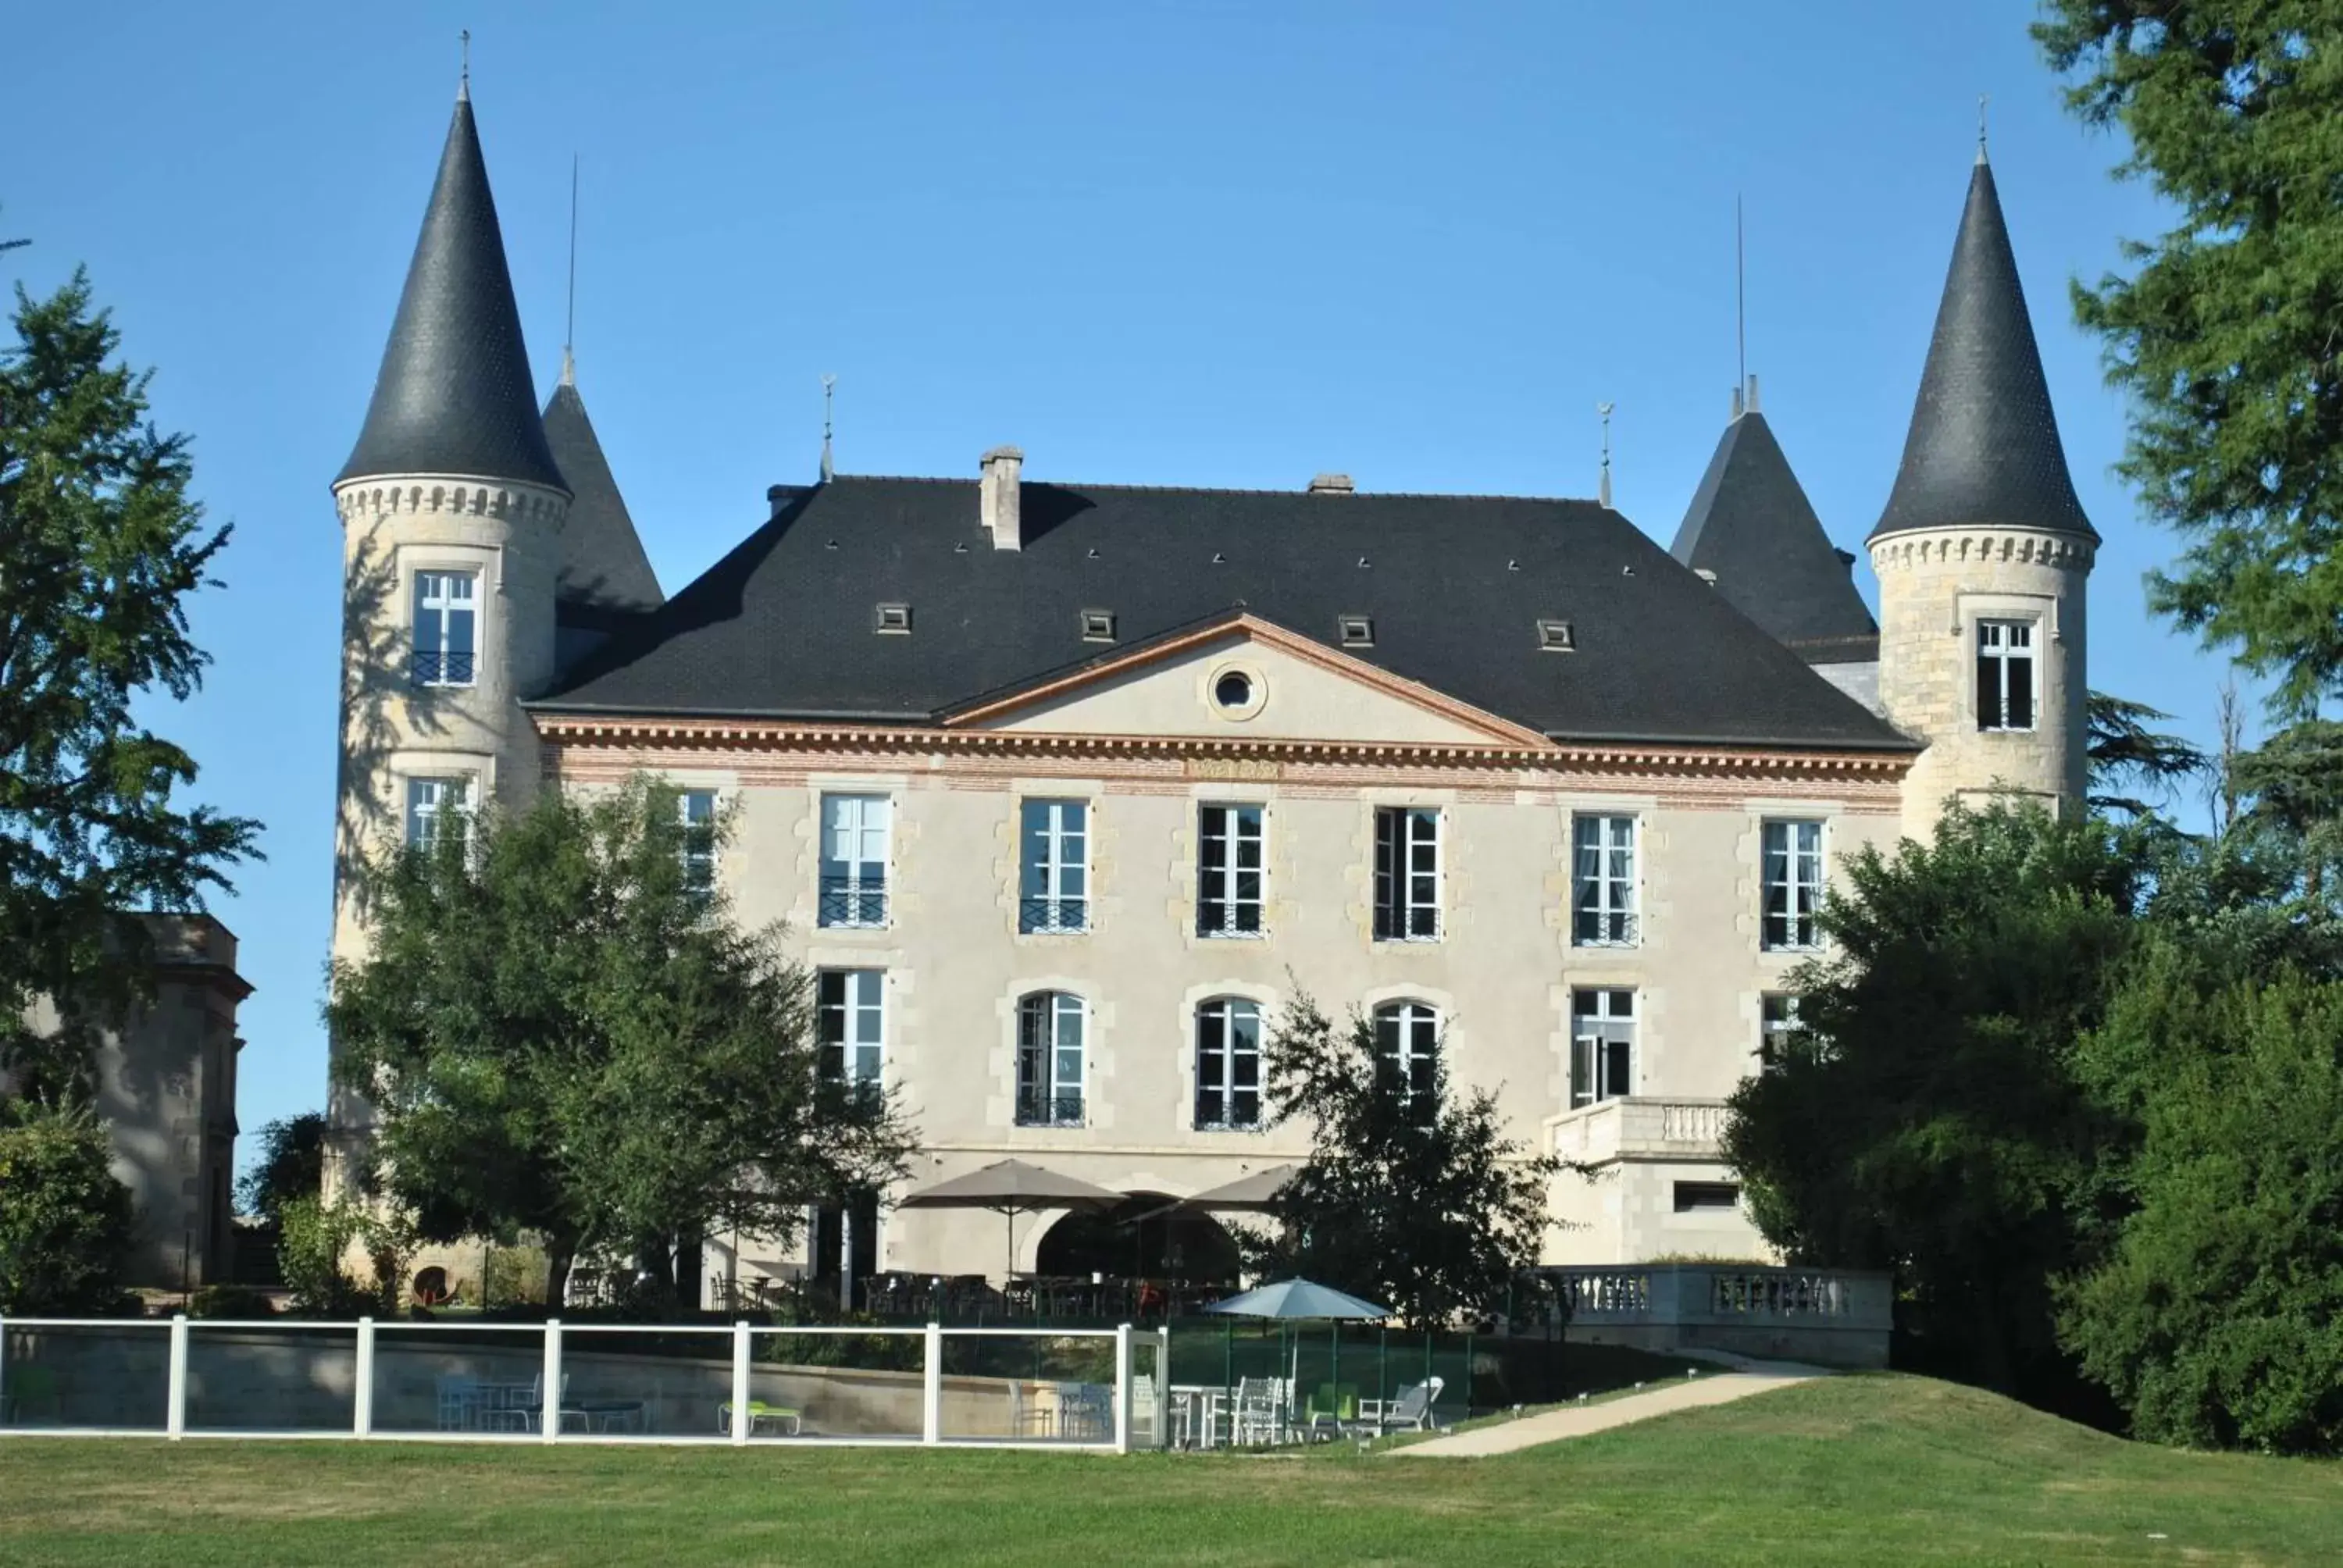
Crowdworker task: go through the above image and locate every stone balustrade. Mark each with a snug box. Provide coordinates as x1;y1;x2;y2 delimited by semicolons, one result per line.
1522;1263;1892;1370
1547;1096;1731;1164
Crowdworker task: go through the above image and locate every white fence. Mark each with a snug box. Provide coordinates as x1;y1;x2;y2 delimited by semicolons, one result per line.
0;1316;1171;1452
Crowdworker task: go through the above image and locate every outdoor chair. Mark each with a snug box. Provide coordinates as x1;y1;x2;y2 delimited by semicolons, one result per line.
1232;1377;1282;1445
1301;1382;1359;1442
1343;1376;1445;1438
497;1372;588;1434
717;1399;802;1437
1054;1381;1112;1441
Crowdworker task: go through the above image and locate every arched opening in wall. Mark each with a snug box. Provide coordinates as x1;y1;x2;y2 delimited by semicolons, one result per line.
1035;1194;1243;1285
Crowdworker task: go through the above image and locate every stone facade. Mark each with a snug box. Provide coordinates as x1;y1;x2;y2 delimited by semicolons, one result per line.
1871;525;2092;836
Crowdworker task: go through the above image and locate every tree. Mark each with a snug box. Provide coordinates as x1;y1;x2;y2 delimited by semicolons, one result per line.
2087;691;2207;818
1243;989;1559;1328
0;267;259;1099
0;1098;134;1313
2227;718;2343;901
1722;805;2145;1397
236;1111;326;1223
2036;5;2343;720
326;777;916;1306
2061;940;2343;1454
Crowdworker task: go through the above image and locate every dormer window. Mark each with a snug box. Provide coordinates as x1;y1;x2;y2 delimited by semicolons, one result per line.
412;571;477;687
1536;618;1575;653
1080;609;1117;643
875;603;912;635
1338;615;1374;648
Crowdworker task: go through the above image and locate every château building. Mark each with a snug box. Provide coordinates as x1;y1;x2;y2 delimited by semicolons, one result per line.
327;80;2094;1301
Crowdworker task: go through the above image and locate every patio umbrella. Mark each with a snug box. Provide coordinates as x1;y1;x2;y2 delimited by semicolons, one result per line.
1204;1278;1391;1320
1177;1164;1298;1212
895;1159;1124;1281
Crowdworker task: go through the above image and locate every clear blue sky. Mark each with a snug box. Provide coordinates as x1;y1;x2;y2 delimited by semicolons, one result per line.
3;2;2229;1164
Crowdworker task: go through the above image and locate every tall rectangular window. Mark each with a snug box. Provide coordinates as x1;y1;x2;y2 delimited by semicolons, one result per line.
1760;992;1804;1067
1193;999;1263;1130
817;970;884;1089
1018;799;1089;934
818;794;890;928
1570;989;1635;1109
1373;807;1442;941
1977;618;2037;732
1015;992;1085;1127
1761;819;1825;950
1572;814;1639;946
1371;1001;1441;1123
679;789;717;900
411;571;477;688
1197;804;1265;937
404;777;468;851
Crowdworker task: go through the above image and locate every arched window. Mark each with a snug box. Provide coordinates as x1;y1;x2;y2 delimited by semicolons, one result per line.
1016;992;1086;1126
1194;998;1264;1130
1371;1000;1441;1114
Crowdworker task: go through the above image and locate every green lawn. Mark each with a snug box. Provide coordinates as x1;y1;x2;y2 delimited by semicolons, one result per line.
2;1374;2337;1566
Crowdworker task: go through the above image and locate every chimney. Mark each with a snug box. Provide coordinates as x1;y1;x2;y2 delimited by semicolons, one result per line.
980;445;1023;551
1307;472;1355;495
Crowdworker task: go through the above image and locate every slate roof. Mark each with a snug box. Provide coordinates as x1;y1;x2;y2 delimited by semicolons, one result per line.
543;377;665;612
337;94;567;492
533;476;1914;752
1871;157;2095;543
1669;410;1878;648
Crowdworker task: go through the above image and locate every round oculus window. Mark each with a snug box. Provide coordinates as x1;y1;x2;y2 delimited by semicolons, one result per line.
1214;671;1255;711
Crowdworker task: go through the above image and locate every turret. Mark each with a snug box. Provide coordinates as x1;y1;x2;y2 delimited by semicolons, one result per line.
327;80;569;1160
1871;148;2095;836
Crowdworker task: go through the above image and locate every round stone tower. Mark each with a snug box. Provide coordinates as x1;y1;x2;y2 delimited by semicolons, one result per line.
1871;148;2096;838
327;80;569;1173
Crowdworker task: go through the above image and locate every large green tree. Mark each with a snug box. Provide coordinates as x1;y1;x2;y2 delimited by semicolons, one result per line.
1243;990;1559;1329
1722;806;2145;1396
0;1098;134;1313
0;265;259;1099
326;778;916;1306
2037;4;2343;718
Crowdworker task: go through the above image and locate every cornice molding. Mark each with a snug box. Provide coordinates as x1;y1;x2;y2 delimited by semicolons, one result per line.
1869;526;2095;572
530;712;1913;780
333;474;570;528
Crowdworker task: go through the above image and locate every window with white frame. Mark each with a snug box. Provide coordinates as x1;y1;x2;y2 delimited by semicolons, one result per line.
1015;992;1086;1126
1373;807;1442;941
1570;989;1635;1108
1761;819;1825;950
1572;814;1639;946
679;789;717;900
1018;799;1089;933
403;776;469;852
1760;992;1804;1067
1976;618;2038;732
818;970;884;1089
1193;998;1263;1130
818;794;891;928
1197;804;1265;937
1371;1000;1440;1119
410;571;478;688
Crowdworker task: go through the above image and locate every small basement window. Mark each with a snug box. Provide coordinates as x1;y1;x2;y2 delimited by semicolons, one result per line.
1536;618;1575;652
1338;614;1374;648
875;603;912;635
1080;609;1116;643
1673;1181;1741;1214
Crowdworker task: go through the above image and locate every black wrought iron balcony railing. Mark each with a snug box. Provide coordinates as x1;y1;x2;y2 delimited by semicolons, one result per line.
1014;1090;1085;1128
1018;896;1088;935
818;875;888;928
1196;900;1264;938
410;649;476;687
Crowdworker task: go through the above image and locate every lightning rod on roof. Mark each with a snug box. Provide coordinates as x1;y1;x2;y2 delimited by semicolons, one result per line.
1977;92;1989;164
1597;401;1615;510
820;374;837;483
1735;194;1746;413
458;29;470;102
561;155;578;387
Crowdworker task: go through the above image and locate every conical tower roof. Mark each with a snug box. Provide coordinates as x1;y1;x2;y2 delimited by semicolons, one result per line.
1870;156;2094;544
543;369;663;613
337;92;567;492
1671;407;1876;647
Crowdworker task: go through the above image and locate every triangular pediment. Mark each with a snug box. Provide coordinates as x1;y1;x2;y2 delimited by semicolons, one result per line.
941;613;1554;748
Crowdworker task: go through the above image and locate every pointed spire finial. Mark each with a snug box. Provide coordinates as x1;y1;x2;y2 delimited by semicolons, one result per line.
820;374;837;483
562;153;578;387
1597;401;1615;509
459;29;471;102
1977;92;1988;165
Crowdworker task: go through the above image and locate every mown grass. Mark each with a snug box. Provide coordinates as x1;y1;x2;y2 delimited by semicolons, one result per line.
2;1374;2337;1566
